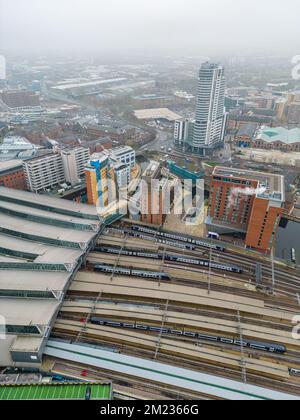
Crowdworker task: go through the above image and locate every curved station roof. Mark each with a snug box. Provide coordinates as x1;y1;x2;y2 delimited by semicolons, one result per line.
0;187;103;368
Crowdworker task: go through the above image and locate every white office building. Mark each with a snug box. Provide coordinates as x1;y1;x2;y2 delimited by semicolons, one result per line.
174;119;194;149
60;146;90;186
23;153;65;193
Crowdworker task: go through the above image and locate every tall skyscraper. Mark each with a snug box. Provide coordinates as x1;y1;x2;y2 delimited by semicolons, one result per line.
193;63;227;154
174;63;227;155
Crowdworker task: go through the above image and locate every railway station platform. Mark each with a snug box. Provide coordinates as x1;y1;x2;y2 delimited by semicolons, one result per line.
44;340;300;401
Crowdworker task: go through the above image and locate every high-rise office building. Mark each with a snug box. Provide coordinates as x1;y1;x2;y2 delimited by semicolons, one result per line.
193;63;227;153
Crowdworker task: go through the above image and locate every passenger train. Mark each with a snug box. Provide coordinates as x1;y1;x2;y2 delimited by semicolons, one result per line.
128;231;196;251
89;317;287;354
94;264;170;281
94;246;243;274
131;225;226;252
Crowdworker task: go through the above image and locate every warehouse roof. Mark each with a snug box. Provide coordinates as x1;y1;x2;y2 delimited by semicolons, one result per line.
134;108;182;121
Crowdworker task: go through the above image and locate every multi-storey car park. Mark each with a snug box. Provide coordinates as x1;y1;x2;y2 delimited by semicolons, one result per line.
1;194;300;399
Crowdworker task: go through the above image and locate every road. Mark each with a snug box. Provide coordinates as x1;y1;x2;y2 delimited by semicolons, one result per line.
140;129;174;153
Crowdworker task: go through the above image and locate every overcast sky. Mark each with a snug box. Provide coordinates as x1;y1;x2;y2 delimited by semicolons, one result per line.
0;0;299;57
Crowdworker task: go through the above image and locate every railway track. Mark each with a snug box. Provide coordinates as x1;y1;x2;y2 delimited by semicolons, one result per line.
97;227;300;299
51;223;300;399
46;359;208;400
49;328;300;397
108;223;300;293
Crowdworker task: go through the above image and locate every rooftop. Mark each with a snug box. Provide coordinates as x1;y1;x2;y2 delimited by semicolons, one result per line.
213;166;285;202
237;123;258;138
51;78;127;91
134;108;182;122
0;159;23;174
0;187;103;367
256;126;300;144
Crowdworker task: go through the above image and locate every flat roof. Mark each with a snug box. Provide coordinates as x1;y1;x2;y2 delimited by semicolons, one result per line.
52;78;127;91
0;159;23;174
45;340;300;401
134;108;182;122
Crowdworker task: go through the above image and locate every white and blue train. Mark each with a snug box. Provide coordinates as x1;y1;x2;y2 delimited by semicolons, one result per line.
131;225;226;252
94;263;170;281
94;246;243;274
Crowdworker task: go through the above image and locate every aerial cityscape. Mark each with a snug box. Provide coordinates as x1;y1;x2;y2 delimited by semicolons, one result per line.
0;0;300;404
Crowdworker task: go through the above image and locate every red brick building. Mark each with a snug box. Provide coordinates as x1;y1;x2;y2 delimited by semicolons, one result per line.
207;167;285;252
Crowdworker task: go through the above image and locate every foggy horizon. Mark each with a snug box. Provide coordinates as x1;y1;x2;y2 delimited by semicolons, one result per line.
1;0;300;58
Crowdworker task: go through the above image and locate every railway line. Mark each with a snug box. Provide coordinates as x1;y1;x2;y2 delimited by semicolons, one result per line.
58;301;296;348
50;322;300;397
85;254;299;312
44;222;300;399
53;319;291;379
85;252;300;313
106;224;300;297
108;225;300;290
69;272;300;323
58;300;300;366
45;359;212;400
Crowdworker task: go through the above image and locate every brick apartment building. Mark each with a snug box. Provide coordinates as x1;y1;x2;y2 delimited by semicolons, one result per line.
0;160;27;190
207;167;285;252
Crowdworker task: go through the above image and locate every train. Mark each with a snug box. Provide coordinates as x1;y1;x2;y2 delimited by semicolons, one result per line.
289;368;300;376
131;225;226;252
127;231;196;251
89;317;287;354
94;263;170;281
94;246;243;274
